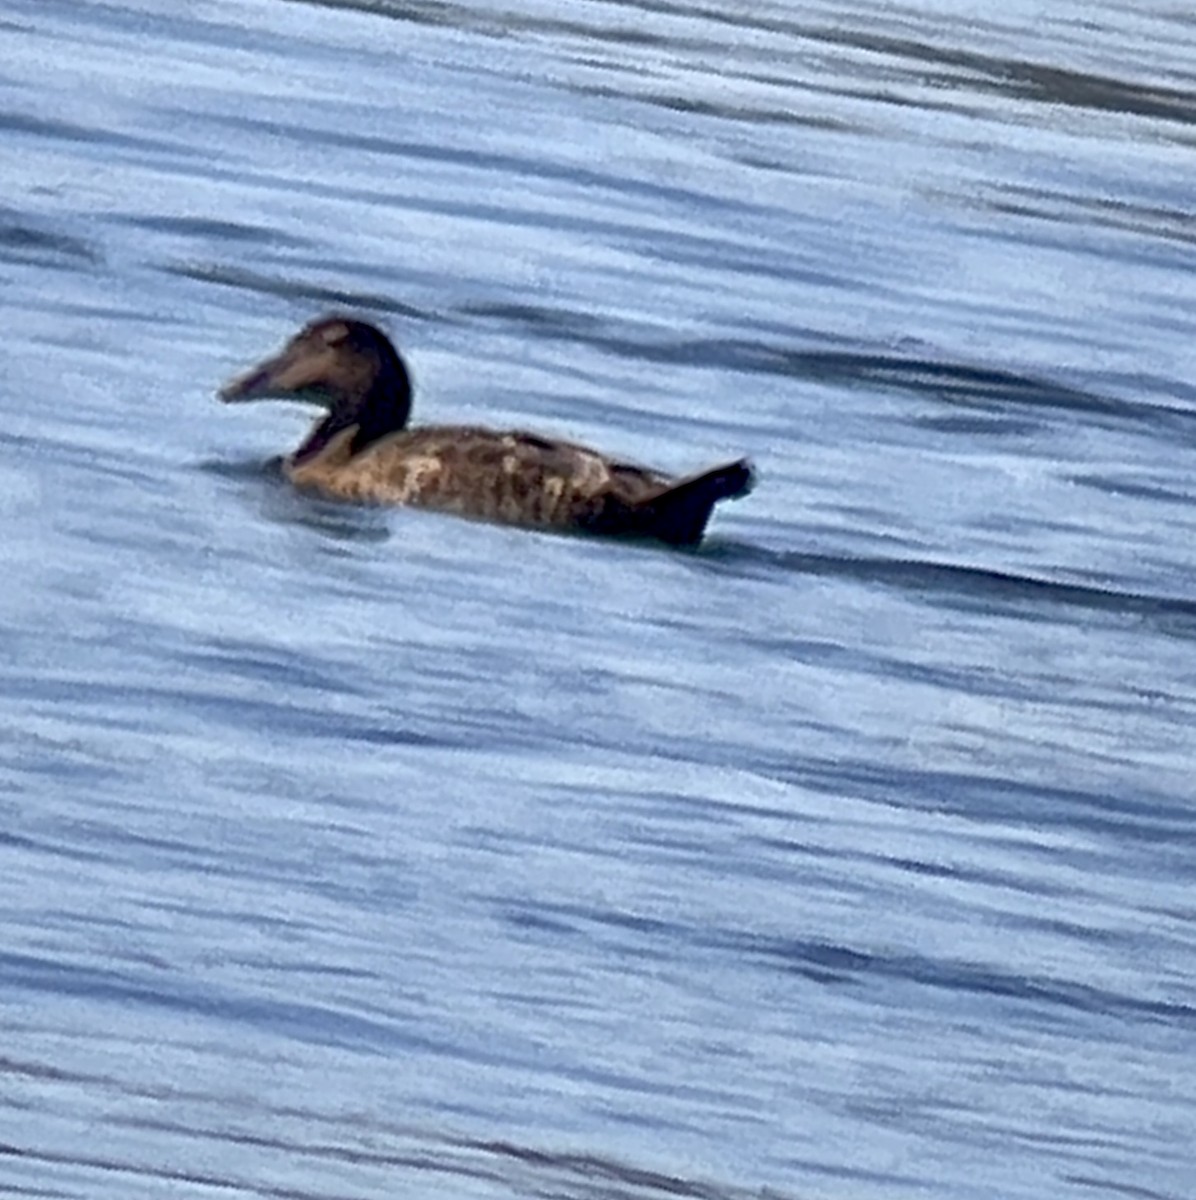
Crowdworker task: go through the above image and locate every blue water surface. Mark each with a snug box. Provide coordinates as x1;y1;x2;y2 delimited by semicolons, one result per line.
2;2;1195;1198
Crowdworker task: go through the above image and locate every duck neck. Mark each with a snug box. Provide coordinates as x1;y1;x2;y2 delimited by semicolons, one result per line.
292;410;355;466
347;358;413;454
292;353;413;465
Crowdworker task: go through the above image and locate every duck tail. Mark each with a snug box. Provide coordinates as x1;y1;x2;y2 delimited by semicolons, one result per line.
632;457;755;546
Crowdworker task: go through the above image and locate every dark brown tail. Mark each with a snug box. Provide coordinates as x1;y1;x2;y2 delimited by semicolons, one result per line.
632;458;755;546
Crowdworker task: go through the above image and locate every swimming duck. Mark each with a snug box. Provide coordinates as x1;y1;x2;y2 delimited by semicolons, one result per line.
219;316;754;546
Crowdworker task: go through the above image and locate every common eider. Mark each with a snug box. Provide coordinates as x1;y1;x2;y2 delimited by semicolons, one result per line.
219;316;754;546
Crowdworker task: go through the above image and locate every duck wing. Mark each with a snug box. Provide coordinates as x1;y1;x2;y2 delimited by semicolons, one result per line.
288;425;661;524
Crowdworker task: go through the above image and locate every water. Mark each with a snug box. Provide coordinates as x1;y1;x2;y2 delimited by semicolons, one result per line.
3;1;1195;1197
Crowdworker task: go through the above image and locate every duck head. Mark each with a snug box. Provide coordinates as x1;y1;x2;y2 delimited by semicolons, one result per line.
220;316;414;462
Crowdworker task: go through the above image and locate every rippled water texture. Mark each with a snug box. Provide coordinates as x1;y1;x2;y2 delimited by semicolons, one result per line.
3;2;1196;1198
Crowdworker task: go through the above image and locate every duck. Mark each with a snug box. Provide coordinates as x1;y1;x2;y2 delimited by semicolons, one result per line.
219;315;754;546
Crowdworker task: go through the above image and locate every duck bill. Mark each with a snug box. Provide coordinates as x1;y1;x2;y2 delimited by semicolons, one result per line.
219;349;315;404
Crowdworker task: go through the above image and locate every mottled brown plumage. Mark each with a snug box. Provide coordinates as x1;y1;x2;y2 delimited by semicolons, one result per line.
219;316;754;545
